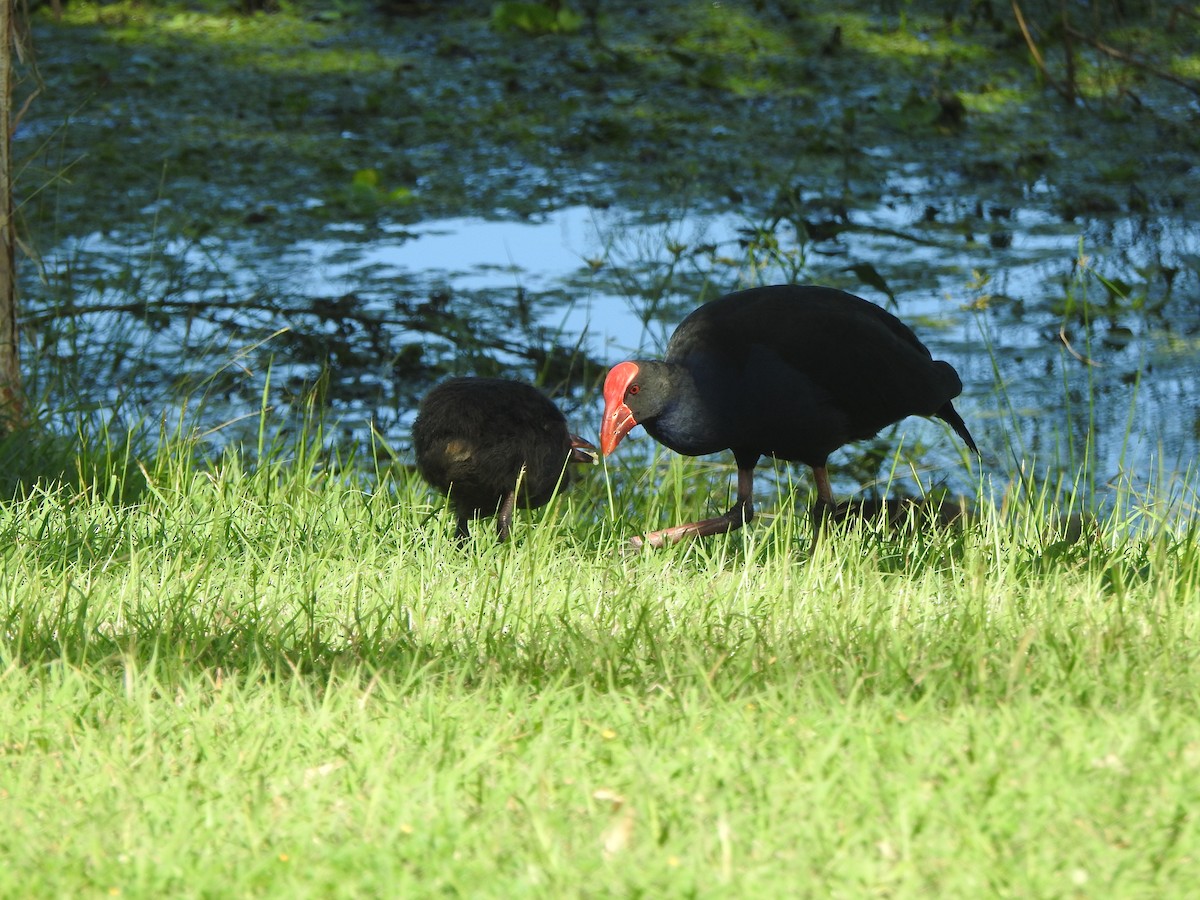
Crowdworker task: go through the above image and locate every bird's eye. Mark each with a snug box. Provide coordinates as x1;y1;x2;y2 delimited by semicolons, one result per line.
628;384;640;396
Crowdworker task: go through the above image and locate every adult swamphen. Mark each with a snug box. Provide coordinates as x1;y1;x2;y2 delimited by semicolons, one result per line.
414;377;596;541
600;284;979;549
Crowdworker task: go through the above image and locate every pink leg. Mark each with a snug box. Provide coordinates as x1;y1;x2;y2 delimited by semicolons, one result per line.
631;468;755;550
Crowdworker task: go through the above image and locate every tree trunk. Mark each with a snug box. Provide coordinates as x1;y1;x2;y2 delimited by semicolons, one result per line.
0;0;23;433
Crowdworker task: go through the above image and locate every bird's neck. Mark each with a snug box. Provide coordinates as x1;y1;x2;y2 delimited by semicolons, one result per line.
641;363;728;457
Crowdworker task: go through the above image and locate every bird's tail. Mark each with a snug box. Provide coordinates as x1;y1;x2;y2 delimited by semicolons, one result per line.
936;402;979;455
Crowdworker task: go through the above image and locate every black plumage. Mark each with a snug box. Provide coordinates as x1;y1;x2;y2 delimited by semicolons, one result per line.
600;284;978;548
414;377;595;541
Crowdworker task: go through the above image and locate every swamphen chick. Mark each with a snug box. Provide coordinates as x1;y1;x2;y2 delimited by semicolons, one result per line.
414;377;596;541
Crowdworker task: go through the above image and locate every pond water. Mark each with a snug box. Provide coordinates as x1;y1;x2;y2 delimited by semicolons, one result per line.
35;174;1200;507
382;198;1200;502
22;1;1200;515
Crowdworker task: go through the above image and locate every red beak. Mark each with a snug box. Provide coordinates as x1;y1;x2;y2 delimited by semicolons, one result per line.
600;361;640;456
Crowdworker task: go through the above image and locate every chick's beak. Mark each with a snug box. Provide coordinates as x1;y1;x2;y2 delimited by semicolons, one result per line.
569;434;599;465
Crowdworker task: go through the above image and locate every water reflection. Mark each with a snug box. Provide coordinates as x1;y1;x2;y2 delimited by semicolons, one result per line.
28;191;1200;503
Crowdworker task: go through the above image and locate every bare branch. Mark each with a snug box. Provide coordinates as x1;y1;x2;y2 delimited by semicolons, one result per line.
1011;0;1075;103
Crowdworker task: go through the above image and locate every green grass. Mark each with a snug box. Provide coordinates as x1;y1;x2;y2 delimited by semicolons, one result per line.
2;423;1199;897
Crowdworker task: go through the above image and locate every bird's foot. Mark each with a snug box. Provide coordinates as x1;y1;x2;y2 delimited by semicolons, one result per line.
624;533;650;553
624;523;703;551
627;504;754;551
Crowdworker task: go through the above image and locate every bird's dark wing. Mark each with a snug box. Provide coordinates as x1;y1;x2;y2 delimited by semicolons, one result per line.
665;285;961;410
